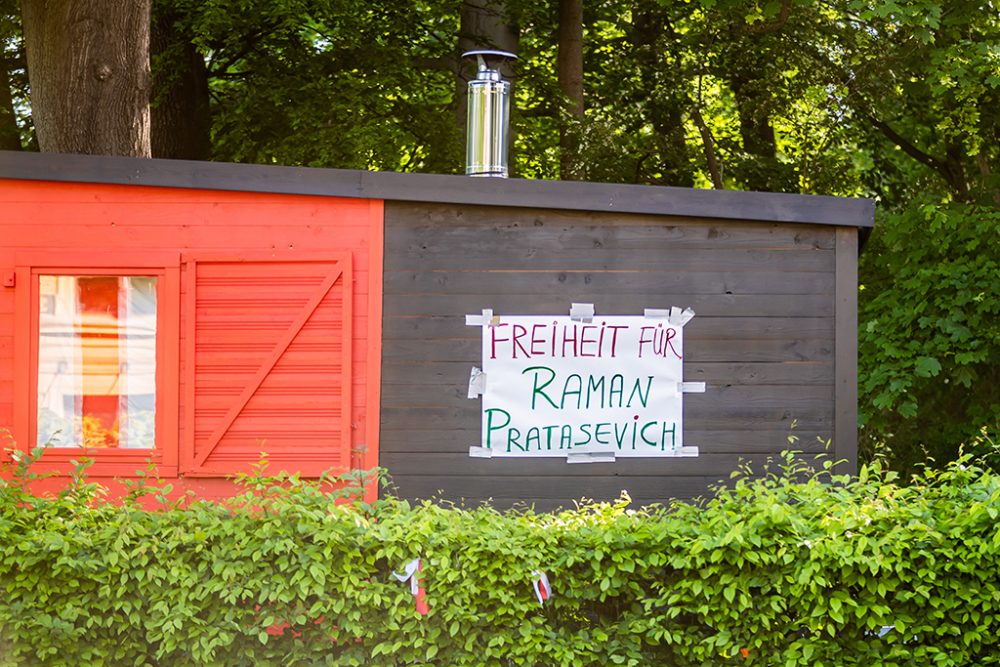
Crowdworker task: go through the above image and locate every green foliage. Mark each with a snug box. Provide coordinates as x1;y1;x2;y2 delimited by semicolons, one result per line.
0;0;32;150
858;199;999;472
157;0;462;172
2;451;1000;665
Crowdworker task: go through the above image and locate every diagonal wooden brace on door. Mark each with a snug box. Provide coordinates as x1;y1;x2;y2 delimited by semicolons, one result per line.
191;265;345;469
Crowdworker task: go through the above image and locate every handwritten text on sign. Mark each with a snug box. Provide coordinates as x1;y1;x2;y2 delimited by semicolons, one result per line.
478;314;691;457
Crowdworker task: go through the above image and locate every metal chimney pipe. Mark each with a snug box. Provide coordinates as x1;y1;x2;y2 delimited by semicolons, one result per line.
463;49;516;177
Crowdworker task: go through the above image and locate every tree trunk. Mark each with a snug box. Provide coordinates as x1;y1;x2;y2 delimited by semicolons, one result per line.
0;50;22;150
728;70;794;192
455;0;518;169
21;0;152;156
150;3;210;160
557;0;583;180
631;8;693;187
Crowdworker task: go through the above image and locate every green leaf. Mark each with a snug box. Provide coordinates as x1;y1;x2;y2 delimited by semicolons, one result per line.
914;356;942;378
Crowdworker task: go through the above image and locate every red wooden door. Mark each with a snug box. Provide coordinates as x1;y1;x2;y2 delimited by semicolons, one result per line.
182;253;352;477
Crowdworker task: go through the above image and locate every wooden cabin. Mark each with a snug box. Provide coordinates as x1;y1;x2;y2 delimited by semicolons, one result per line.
0;151;874;508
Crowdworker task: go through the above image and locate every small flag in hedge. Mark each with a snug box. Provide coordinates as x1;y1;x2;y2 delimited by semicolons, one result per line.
531;570;552;606
392;558;430;616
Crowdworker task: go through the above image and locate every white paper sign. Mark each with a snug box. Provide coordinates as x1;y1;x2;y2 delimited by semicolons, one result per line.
476;313;694;458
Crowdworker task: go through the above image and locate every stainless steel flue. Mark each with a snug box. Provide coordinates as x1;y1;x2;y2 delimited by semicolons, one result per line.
463;49;516;177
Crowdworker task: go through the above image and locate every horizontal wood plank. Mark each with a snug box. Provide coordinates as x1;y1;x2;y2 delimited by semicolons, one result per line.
377;428;831;453
384;269;835;297
383;316;833;341
386;247;834;272
381;361;834;387
382;383;832;411
383;293;833;318
380;406;831;430
381;452;832;477
387;210;837;249
381;338;834;363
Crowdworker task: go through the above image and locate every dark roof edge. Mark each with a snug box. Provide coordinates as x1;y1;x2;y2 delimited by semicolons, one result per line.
0;151;875;228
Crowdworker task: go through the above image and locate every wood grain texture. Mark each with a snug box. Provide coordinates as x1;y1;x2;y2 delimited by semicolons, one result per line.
381;383;832;410
380;405;831;431
384;270;836;296
381;360;834;386
381;338;834;363
386;247;834;272
21;1;152;156
381;201;846;506
377;428;832;453
184;258;351;475
381;452;829;477
383;316;834;340
0;179;380;489
383;293;834;317
835;227;859;473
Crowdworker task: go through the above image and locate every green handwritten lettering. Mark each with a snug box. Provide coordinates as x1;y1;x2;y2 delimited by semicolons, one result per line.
522;366;559;409
485;408;510;449
508;426;524;452
525;427;541;451
595;422;611;444
640;421;658;446
561;373;583;409
661;422;676;450
609;374;624;407
627;376;654;408
587;375;606;409
560;425;573;450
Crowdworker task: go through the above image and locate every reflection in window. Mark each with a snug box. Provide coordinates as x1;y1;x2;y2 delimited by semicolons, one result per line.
37;276;157;449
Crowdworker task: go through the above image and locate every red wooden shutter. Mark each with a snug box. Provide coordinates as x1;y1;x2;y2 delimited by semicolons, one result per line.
182;254;352;477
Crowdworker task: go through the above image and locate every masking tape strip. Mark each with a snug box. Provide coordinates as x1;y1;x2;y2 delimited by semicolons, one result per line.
469;446;493;458
648;306;695;326
679;382;706;393
567;451;616;464
645;446;699;457
465;308;495;326
569;302;595;322
468;367;486;398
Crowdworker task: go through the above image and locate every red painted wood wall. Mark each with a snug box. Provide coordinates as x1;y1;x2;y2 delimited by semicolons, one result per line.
0;179;383;498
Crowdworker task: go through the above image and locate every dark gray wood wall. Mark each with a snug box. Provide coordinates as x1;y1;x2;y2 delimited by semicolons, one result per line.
381;202;850;510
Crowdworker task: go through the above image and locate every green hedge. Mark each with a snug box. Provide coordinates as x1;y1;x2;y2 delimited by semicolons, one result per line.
1;451;999;666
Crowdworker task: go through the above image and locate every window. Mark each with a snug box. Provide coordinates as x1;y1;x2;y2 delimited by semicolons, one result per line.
14;253;179;476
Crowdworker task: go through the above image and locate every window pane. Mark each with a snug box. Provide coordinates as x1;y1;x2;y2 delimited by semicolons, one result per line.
37;276;157;449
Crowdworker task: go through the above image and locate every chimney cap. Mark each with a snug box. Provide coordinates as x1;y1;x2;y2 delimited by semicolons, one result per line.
462;49;517;69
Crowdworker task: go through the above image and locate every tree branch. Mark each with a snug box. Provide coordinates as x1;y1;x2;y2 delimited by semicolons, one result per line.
799;44;964;191
741;0;791;35
690;104;723;189
863;112;946;174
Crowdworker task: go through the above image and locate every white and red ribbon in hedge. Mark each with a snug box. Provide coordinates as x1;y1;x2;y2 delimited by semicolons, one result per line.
531;570;552;606
392;558;429;616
